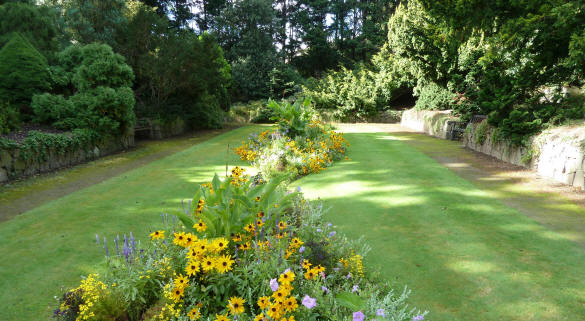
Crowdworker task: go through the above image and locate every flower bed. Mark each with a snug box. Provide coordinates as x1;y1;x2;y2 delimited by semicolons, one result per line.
54;168;426;321
234;99;349;179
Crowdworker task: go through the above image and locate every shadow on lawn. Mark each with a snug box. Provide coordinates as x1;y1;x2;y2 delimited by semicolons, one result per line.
296;131;585;321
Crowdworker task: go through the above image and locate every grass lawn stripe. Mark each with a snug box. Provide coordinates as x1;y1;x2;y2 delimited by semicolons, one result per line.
296;130;585;321
0;126;259;320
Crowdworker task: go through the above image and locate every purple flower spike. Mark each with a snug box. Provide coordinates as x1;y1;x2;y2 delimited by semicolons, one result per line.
353;311;365;321
103;237;109;257
329;231;336;237
413;315;425;321
376;309;385;317
321;286;329;293
302;295;316;309
299;246;305;253
352;285;359;293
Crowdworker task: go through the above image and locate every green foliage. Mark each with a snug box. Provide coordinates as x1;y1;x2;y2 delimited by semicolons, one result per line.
32;43;135;135
268;98;315;138
414;82;456;111
64;0;127;47
0;101;20;134
0;2;59;59
0;33;51;114
474;120;489;145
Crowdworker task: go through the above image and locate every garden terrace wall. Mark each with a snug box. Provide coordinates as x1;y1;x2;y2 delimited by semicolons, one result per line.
0;133;134;183
400;109;459;139
464;122;585;190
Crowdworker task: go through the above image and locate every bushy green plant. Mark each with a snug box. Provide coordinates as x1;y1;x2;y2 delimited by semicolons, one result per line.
0;33;51;114
267;98;315;138
32;43;136;135
414;82;457;111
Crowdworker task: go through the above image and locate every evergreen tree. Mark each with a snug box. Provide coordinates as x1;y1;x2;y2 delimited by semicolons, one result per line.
0;33;51;113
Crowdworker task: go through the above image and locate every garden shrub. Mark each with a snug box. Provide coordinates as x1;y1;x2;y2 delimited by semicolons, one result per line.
414;82;457;111
54;169;426;321
0;33;51;115
32;43;136;135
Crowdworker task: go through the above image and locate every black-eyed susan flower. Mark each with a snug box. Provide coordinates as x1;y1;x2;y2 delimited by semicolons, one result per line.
184;233;197;247
278;270;295;285
173;232;187;247
267;302;283;319
231;233;242;242
302;259;312;270
255;196;261;202
195;220;207;232
171;286;184;302
254;313;267;321
239;242;251;251
201;256;215;272
173;274;189;289
212;238;229;252
227;296;245;315
185;260;200;277
257;211;264;218
244;223;255;233
304;269;317;280
214;314;229;321
186;307;201;320
256;219;264;228
284;296;298;312
215;255;235;274
278;221;287;230
194;239;209;255
290;237;303;248
257;296;271;309
150;230;165;240
272;288;288;302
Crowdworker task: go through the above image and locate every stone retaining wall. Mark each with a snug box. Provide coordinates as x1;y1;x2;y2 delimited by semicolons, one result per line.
400;109;459;139
0;134;134;183
464;121;585;190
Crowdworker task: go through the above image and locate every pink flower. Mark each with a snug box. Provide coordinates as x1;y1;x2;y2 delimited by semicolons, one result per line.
270;278;279;292
302;295;317;309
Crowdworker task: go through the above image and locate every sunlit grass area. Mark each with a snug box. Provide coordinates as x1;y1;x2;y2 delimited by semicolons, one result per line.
297;127;585;320
0;126;260;320
2;124;585;320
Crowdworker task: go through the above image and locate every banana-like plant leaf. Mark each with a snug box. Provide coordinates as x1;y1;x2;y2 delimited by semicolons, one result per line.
335;291;365;311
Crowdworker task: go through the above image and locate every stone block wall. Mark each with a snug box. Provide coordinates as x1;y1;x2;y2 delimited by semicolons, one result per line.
464;121;585;190
400;109;459;139
0;133;134;183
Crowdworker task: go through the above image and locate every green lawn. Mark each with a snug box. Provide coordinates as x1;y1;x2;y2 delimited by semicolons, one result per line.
2;125;585;320
297;128;585;320
0;126;259;320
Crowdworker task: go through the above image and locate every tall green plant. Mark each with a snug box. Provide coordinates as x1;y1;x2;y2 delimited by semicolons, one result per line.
267;98;314;138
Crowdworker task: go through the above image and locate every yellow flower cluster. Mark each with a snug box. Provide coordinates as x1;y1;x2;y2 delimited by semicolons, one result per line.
285;237;304;259
349;253;364;277
256;270;298;321
303;260;325;280
63;274;107;321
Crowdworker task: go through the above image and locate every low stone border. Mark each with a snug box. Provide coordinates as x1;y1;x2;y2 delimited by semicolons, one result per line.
400;109;459;139
464;121;585;190
0;134;134;183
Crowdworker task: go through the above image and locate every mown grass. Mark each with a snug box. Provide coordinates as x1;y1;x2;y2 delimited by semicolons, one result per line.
2;124;585;320
297;127;585;320
0;126;259;320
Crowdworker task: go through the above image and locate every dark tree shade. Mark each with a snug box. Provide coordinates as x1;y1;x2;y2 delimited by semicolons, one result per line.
0;33;50;112
0;2;59;57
